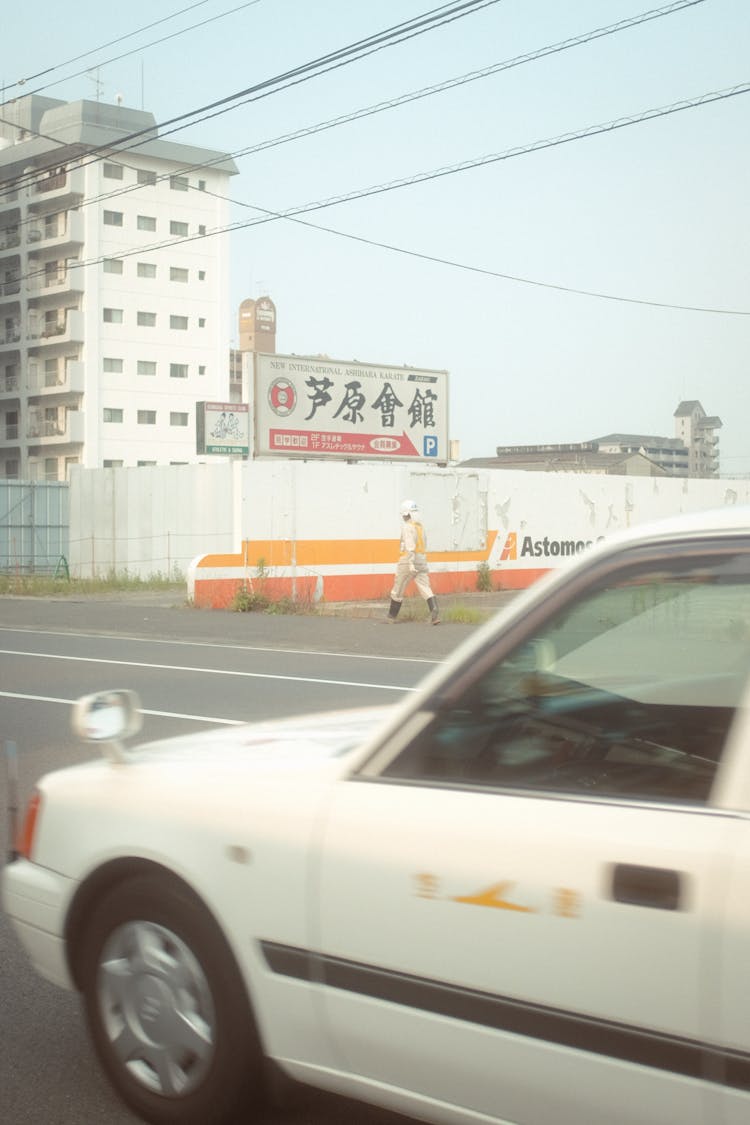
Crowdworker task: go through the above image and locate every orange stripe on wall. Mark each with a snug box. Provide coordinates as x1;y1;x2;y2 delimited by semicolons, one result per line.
195;530;499;570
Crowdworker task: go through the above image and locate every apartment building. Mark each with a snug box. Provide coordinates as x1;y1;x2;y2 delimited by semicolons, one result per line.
0;95;237;479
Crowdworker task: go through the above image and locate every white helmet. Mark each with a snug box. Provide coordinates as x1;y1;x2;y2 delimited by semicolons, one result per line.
400;499;419;518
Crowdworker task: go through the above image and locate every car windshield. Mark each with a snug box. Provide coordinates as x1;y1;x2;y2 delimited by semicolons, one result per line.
382;549;750;804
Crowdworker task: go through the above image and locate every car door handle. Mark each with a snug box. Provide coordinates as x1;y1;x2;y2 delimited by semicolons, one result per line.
609;863;683;911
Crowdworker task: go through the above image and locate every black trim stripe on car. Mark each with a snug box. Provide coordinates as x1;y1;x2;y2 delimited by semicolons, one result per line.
259;940;750;1092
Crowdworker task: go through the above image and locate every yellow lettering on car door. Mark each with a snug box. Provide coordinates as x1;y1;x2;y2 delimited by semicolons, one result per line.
452;880;537;913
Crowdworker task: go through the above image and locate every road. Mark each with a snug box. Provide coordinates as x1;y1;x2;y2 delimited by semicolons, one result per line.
0;593;502;1125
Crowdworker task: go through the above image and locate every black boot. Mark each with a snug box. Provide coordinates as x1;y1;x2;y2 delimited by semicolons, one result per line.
385;598;401;624
427;596;440;625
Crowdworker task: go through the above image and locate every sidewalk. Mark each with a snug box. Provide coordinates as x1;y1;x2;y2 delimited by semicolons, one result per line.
317;589;521;621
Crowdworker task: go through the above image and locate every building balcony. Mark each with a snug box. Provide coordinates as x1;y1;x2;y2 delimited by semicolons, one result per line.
0;325;21;347
27;309;84;347
0;280;21;302
28;167;85;208
0;190;20;210
0;227;21;252
27;209;84;251
26;410;85;445
0;370;20;398
27;266;84;301
27;359;84;397
0;424;19;446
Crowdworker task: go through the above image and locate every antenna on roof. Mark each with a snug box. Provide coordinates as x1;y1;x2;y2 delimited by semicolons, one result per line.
87;68;104;102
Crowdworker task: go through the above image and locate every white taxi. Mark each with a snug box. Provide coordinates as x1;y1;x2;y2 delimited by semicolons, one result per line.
4;508;750;1125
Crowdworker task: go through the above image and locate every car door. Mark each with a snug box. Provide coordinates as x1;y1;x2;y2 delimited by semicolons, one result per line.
311;539;750;1125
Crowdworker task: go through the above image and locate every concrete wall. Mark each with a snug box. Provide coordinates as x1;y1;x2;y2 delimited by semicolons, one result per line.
187;461;750;608
69;463;235;578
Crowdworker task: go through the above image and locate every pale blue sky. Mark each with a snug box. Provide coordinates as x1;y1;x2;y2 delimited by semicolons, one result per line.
5;1;749;468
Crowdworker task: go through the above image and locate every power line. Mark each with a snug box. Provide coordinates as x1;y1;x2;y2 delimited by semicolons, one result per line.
21;1;265;99
42;77;750;316
0;0;707;225
6;1;216;90
1;0;502;195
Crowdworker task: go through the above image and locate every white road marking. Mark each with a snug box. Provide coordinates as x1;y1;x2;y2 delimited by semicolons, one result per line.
0;648;415;693
0;626;439;665
0;690;251;725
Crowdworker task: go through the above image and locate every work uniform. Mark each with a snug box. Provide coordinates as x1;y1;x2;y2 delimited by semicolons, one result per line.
390;517;435;603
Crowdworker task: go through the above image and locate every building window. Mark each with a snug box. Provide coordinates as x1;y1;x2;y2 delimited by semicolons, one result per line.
103;210;123;226
198;224;206;235
137;215;156;231
103;258;123;274
103;408;124;423
103;163;124;180
170;412;189;426
170;315;188;330
170;220;188;237
198;317;206;327
5;459;19;478
103;308;123;323
170;267;188;282
198;180;206;191
198;270;206;280
198;365;206;375
44;457;58;481
137;410;156;425
137;170;156;186
137;360;157;376
169;363;188;379
170;175;189;191
103;459;124;468
103;357;123;373
137;262;157;278
137;311;157;327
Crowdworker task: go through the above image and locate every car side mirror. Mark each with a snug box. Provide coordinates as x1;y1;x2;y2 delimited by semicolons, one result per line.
72;690;142;763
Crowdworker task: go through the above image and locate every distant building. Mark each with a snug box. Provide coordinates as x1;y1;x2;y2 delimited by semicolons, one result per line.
229;295;276;404
464;401;721;478
673;400;722;477
0;95;238;478
462;444;667;477
595;401;721;478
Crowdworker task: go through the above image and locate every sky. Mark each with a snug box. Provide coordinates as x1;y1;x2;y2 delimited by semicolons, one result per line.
4;0;749;470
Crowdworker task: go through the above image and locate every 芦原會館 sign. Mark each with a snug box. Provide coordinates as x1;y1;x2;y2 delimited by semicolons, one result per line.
254;354;449;462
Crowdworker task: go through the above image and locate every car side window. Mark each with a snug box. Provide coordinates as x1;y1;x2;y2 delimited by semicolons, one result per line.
382;550;750;805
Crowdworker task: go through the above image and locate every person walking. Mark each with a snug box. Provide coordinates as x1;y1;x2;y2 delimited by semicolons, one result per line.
386;499;440;624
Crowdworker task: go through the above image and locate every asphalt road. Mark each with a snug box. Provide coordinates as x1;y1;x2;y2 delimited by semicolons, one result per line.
0;591;513;1125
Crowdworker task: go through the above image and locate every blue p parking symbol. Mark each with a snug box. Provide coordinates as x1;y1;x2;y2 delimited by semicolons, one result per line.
423;435;438;458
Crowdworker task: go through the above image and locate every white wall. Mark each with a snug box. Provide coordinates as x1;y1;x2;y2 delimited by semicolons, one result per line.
68;459;750;591
69;462;235;578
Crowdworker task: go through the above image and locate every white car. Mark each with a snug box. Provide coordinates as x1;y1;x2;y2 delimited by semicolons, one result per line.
5;508;750;1125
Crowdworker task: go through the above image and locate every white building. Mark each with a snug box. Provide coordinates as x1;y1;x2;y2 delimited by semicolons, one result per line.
0;95;238;479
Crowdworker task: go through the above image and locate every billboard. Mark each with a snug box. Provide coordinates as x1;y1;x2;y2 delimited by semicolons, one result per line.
254;354;449;462
196;402;249;456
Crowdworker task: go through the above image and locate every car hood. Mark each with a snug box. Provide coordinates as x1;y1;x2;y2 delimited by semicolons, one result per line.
119;704;394;771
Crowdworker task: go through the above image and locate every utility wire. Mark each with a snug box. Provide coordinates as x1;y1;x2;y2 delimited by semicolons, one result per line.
7;0;704;231
1;0;502;195
7;0;215;89
36;78;749;317
20;1;265;99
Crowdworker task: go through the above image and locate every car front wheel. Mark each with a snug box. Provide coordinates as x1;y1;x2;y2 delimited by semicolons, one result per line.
80;873;263;1125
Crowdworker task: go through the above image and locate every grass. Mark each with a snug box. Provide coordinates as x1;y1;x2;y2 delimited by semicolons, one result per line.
395;598;486;625
0;572;185;598
230;586;316;616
